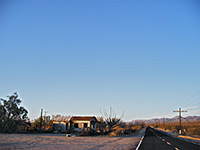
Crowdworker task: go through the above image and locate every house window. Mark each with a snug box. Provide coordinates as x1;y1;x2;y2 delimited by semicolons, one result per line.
74;123;78;128
84;123;87;128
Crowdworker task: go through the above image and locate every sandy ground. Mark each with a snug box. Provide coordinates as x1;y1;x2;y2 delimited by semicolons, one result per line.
0;130;144;150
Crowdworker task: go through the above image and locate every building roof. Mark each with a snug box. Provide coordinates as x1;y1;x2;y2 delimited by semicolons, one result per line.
53;116;71;122
70;116;97;121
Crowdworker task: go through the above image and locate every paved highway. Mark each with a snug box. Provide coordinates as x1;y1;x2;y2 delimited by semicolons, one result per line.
138;127;200;150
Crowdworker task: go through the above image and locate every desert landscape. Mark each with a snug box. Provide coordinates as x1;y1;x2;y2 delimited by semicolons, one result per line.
0;131;144;150
1;0;200;149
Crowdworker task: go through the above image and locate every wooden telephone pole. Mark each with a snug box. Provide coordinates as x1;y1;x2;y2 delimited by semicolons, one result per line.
40;108;43;130
173;108;187;134
44;111;48;129
163;117;166;130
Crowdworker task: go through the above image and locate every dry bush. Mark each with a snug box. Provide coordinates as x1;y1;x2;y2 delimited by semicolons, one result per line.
100;107;124;132
109;126;125;136
108;122;144;137
131;125;142;132
183;124;200;136
80;130;99;136
154;121;200;137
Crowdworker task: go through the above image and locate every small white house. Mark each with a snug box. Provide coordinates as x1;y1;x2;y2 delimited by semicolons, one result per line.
53;116;98;132
70;116;97;132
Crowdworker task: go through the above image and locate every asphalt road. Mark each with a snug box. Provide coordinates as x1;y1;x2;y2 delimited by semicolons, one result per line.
138;127;200;150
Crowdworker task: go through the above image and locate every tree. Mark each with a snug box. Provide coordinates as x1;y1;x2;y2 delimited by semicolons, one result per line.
100;107;124;132
0;92;28;133
96;117;106;134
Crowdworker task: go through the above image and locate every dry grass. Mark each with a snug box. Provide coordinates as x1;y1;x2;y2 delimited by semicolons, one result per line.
150;121;200;137
108;123;144;137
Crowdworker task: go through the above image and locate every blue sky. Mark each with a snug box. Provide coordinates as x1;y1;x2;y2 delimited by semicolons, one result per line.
1;0;200;121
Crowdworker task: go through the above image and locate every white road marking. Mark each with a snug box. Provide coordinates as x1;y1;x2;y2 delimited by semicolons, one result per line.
151;128;180;150
151;128;175;148
167;142;171;145
135;135;144;150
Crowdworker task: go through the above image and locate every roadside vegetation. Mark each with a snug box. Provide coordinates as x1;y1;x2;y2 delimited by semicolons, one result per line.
96;108;145;137
31;116;53;133
107;122;145;137
150;121;200;137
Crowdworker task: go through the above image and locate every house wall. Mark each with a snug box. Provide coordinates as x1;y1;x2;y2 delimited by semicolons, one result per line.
72;121;91;128
71;120;97;132
91;123;96;130
53;121;70;132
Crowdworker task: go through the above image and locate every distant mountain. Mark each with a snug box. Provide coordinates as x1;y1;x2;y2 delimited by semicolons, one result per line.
130;116;200;124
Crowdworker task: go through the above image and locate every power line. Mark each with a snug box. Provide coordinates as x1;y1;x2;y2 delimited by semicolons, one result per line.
182;89;200;108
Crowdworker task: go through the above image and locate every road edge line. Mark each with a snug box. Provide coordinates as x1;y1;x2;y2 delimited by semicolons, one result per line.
135;128;146;150
135;135;144;150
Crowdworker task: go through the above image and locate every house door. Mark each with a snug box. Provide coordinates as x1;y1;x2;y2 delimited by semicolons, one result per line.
84;123;88;128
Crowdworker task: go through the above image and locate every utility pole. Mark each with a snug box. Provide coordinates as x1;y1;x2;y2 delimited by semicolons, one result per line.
163;117;166;130
44;111;48;130
173;108;187;134
40;108;43;130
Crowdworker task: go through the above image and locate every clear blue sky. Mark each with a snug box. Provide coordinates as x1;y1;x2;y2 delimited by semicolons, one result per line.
1;0;200;121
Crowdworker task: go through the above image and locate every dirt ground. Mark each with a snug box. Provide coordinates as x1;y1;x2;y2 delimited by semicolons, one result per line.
0;130;144;150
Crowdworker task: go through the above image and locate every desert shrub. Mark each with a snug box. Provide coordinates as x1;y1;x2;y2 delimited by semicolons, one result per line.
186;126;200;136
165;125;172;130
153;121;200;137
100;107;124;132
109;127;125;136
80;130;99;136
131;125;142;132
124;128;133;134
108;122;145;137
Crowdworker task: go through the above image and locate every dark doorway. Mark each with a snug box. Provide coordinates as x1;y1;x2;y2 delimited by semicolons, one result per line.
66;123;68;130
84;123;88;128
